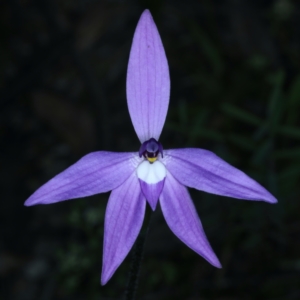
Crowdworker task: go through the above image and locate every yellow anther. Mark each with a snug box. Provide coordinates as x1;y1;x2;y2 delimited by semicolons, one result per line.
147;157;157;163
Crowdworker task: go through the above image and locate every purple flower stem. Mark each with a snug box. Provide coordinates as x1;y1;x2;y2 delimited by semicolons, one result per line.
124;205;152;300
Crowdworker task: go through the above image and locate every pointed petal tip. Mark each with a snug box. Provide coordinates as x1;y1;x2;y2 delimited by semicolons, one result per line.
149;202;156;211
24;196;38;207
24;191;46;206
147;199;157;211
203;250;222;269
269;192;278;203
260;190;277;204
24;200;32;207
100;257;117;286
141;9;151;16
137;9;154;30
267;196;278;204
139;179;164;211
211;258;222;269
100;273;109;286
139;9;155;24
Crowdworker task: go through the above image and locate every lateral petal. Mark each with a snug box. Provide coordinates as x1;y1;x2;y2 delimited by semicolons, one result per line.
25;152;138;206
101;173;146;285
160;171;221;268
126;9;170;142
164;148;277;203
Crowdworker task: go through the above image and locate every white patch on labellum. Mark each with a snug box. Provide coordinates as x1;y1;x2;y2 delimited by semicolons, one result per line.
136;160;166;184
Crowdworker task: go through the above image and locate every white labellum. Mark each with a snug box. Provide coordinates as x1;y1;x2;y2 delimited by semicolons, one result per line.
136;160;166;184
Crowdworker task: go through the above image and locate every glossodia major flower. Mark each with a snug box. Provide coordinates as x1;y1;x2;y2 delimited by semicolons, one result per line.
25;9;277;285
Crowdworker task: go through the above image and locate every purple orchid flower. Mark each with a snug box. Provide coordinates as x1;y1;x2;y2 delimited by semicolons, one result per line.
25;9;277;285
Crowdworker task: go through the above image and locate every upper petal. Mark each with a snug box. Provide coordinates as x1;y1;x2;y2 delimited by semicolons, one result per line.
25;152;138;206
160;171;221;268
164;148;277;203
101;173;146;285
126;9;170;142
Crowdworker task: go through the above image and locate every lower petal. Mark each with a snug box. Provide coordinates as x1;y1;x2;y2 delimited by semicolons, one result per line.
101;173;146;285
160;171;221;268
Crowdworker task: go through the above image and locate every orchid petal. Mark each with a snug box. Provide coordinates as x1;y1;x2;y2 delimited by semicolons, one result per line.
25;152;138;206
137;160;166;210
139;179;164;210
164;148;277;203
101;173;146;285
126;9;170;142
160;171;221;268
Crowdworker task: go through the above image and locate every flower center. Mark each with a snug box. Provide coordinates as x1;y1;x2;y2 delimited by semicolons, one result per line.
139;138;163;163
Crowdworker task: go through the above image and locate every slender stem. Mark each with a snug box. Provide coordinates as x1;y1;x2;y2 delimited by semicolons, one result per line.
124;206;152;300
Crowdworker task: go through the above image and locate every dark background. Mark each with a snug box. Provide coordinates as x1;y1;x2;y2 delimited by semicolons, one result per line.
1;0;300;299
